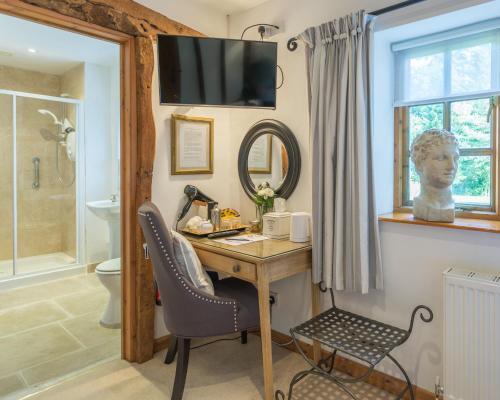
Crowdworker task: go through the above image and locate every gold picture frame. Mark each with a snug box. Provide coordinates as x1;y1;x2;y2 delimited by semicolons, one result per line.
171;114;214;175
248;134;273;174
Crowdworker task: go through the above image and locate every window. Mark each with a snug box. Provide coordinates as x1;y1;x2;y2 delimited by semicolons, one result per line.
393;22;500;217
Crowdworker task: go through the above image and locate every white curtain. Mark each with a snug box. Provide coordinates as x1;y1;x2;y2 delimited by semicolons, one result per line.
299;10;383;293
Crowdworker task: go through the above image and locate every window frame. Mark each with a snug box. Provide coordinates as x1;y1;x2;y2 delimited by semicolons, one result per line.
393;95;500;220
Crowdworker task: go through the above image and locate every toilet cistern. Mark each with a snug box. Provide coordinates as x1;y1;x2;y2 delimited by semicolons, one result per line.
86;199;120;258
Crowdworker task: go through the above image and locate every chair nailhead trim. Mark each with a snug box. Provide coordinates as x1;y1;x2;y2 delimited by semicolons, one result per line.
144;213;239;331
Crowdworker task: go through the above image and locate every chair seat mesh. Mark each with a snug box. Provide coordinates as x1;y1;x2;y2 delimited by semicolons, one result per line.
292;307;409;366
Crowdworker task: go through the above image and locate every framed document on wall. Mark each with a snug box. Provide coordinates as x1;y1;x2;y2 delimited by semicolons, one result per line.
171;114;214;175
248;134;272;174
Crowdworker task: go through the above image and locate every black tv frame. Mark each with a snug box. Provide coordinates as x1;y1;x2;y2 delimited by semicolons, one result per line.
157;34;278;109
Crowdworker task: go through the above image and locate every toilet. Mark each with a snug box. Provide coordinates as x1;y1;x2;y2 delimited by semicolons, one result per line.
95;258;121;329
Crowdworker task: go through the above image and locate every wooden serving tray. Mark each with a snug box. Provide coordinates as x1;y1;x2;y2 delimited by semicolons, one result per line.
181;225;248;237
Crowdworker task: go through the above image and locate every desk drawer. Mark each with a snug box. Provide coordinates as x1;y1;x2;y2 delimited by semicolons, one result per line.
196;249;257;282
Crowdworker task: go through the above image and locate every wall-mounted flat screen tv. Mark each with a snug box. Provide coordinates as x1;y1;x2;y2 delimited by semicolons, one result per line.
157;35;277;109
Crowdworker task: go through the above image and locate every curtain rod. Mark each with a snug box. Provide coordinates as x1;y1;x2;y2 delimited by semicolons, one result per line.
286;0;427;51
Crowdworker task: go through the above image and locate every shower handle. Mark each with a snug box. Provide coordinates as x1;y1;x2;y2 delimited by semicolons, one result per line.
32;157;40;189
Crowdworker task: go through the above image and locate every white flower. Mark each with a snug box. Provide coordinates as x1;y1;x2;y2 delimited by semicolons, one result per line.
257;187;275;200
264;188;274;197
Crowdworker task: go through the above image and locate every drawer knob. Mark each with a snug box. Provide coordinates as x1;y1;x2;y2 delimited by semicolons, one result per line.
232;264;241;273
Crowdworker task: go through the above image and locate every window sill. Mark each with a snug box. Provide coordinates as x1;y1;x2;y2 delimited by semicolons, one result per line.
379;212;500;234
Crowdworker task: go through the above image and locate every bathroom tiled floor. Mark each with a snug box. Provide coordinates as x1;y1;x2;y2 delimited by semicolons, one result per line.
0;273;121;399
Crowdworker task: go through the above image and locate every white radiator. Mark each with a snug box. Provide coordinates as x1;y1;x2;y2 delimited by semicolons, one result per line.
443;267;500;400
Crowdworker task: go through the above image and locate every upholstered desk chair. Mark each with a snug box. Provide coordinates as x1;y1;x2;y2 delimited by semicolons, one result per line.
138;202;260;400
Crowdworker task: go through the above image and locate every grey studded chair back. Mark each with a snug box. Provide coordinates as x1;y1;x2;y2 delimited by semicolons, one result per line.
138;201;240;338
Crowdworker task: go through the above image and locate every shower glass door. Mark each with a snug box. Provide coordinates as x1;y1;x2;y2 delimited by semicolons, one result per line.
15;95;79;275
0;89;81;280
0;93;13;279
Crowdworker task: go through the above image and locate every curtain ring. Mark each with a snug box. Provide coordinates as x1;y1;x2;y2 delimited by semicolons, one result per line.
318;281;328;293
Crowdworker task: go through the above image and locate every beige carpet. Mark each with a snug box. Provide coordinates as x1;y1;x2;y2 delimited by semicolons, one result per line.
22;335;392;400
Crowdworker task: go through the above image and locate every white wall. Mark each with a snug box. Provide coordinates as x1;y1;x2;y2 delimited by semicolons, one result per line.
228;0;500;393
84;62;121;263
135;0;228;37
109;61;121;196
143;1;235;338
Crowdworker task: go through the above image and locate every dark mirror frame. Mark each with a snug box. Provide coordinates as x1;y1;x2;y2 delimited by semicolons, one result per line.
238;119;301;200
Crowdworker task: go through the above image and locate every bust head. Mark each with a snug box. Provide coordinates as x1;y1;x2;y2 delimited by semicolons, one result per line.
410;129;459;189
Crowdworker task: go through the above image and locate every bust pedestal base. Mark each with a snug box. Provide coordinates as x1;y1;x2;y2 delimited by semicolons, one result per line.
413;197;455;223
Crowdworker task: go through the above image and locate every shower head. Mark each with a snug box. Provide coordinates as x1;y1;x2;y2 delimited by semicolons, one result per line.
39;128;59;142
38;109;62;126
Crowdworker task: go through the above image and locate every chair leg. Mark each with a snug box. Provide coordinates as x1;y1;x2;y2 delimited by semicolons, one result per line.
241;330;248;344
171;338;191;400
164;336;178;364
387;353;415;400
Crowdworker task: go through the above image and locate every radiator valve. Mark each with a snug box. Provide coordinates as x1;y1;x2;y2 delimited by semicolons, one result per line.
435;376;444;400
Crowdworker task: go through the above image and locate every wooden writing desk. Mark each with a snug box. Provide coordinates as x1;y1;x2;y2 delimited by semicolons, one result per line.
186;235;321;400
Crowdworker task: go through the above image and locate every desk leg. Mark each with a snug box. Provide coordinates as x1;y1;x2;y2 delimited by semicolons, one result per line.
257;267;274;400
311;283;322;363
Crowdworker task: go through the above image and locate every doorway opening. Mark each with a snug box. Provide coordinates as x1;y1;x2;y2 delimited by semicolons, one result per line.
0;11;122;398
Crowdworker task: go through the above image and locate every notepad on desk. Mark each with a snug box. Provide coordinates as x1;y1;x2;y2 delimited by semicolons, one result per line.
213;234;268;246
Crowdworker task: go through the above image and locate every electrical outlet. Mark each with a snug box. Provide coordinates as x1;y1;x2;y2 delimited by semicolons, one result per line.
270;291;279;307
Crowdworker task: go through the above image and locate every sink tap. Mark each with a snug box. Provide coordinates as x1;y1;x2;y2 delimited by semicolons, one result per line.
110;194;118;203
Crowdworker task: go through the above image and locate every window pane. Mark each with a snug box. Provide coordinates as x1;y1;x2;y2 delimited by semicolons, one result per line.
408;156;491;207
452;155;491;206
408;53;444;101
409;103;444;145
408;160;420;202
451;43;491;94
450;98;491;148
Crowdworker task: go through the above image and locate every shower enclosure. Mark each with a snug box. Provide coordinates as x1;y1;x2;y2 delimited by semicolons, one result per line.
0;89;83;280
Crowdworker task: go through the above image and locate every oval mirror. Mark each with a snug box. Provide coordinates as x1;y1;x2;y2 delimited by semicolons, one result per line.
238;119;301;199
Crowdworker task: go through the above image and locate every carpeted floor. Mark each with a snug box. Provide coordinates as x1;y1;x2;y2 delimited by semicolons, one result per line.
20;334;391;400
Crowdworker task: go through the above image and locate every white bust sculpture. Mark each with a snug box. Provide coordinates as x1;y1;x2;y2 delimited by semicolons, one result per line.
410;129;460;222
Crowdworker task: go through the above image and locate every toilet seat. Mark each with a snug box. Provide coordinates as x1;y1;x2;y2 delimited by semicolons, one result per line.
96;258;121;274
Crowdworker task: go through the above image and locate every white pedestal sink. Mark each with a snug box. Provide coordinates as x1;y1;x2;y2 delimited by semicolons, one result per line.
86;200;120;259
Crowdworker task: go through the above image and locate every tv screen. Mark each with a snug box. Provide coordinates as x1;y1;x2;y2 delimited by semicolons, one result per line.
157;35;277;109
